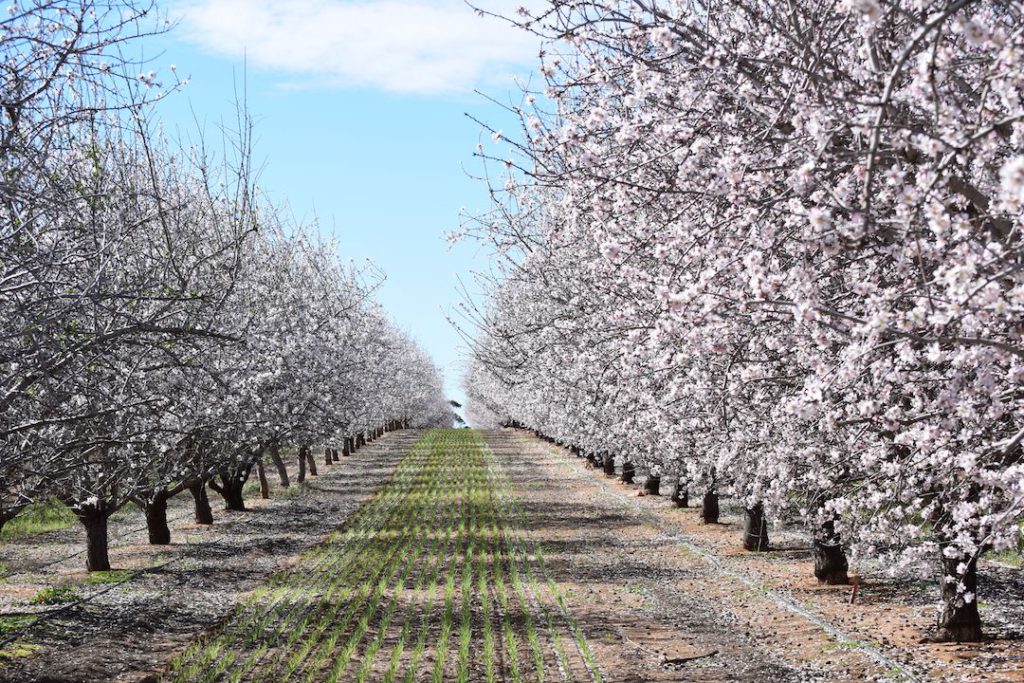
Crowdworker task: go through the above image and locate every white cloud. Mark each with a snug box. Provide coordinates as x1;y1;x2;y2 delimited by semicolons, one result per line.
174;0;541;94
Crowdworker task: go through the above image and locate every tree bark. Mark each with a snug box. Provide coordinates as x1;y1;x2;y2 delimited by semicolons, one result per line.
812;519;849;584
621;461;635;484
643;474;661;496
934;545;983;642
297;446;307;483
306;448;318;476
671;482;688;508
256;458;270;499
742;502;770;551
602;453;616;476
701;490;719;523
144;491;171;545
269;443;289;487
78;506;111;572
188;479;213;525
332;447;339;462
343;438;352;456
211;469;246;511
325;447;332;466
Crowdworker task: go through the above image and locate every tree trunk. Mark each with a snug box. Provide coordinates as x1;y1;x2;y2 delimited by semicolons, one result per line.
742;502;770;551
671;482;688;508
602;453;616;476
812;519;849;584
644;474;661;496
297;446;307;483
934;545;983;642
78;507;111;572
332;447;339;462
145;491;171;545
306;449;318;476
701;490;719;523
220;482;245;511
621;461;635;484
213;470;246;511
269;443;289;488
325;447;332;466
256;458;270;499
188;479;213;525
343;438;352;456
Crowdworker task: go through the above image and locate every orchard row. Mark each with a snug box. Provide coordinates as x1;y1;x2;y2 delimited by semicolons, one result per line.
462;0;1024;643
0;2;452;571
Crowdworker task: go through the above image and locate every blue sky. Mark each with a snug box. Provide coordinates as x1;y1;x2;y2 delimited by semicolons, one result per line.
146;1;540;410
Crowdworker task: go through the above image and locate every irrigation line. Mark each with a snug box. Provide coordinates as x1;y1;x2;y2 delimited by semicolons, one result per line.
525;434;923;683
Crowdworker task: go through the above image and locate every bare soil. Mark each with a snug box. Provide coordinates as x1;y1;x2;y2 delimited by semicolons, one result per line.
508;430;1024;682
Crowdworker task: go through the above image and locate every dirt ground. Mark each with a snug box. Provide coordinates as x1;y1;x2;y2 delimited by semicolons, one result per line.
505;430;1024;683
0;431;420;683
1;427;1020;682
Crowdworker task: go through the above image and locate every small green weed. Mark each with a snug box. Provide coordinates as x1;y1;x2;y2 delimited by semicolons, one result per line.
83;570;131;585
30;584;81;605
0;642;42;660
0;615;35;636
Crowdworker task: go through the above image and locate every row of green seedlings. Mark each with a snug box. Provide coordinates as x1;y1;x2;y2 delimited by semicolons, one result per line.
392;434;470;682
313;435;463;683
432;430;560;683
298;466;445;681
347;430;492;683
167;437;439;682
416;431;599;683
171;429;597;683
338;431;484;683
267;438;456;682
168;458;418;681
370;434;462;683
174;432;477;683
485;438;604;683
434;437;487;683
424;429;560;683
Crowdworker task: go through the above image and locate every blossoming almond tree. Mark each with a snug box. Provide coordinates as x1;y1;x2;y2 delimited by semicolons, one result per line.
1;1;453;571
465;0;1024;641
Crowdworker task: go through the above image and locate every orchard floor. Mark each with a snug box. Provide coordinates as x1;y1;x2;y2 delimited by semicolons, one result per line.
0;432;417;683
520;431;1024;683
0;428;1019;682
